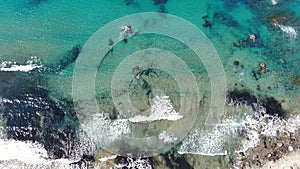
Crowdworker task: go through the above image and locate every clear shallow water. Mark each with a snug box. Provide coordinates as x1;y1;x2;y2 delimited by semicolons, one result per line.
1;0;300;168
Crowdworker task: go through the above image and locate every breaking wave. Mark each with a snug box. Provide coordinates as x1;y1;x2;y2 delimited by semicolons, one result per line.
179;102;300;156
128;96;183;122
273;23;298;40
0;56;43;72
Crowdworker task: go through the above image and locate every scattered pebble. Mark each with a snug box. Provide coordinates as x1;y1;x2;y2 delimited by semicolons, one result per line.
108;38;114;46
288;146;294;152
233;60;240;66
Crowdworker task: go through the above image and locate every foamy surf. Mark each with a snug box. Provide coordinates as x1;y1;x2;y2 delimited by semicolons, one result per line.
0;56;43;72
178;116;246;156
98;155;118;162
237;113;300;153
115;157;152;169
273;23;298;40
0;139;80;169
81;113;131;149
158;131;178;144
270;0;278;5
81;95;182;151
179;102;300;156
128;96;183;122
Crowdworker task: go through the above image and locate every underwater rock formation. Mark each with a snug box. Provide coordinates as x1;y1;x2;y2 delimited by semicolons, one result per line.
153;0;168;13
222;0;244;9
59;45;81;70
70;154;95;168
213;12;239;27
262;97;285;118
162;151;193;169
153;0;168;5
28;0;47;6
0;71;79;159
227;90;286;118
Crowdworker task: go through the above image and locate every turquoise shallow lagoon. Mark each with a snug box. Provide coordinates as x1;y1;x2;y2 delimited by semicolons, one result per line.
0;0;300;168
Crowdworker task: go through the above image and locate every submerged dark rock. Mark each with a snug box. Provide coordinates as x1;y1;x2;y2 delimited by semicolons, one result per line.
213;12;239;27
262;97;285;118
252;70;259;81
162;152;193;169
223;0;245;9
114;156;154;168
70;154;95;168
203;20;213;28
28;0;47;6
59;45;81;70
233;34;265;49
233;60;240;66
152;0;168;13
227;90;286;118
125;0;134;5
0;71;79;159
153;0;168;5
227;90;257;106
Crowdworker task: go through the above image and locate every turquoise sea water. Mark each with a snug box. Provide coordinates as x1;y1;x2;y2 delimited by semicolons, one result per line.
1;0;300;168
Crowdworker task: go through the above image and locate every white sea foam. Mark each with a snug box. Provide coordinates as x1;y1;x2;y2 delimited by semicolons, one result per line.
98;155;118;162
0;139;48;164
115;157;152;169
237;106;300;153
158;131;178;144
0;138;152;169
0;56;43;72
178;117;245;156
0;139;80;169
270;0;278;5
129;96;183;122
179;102;300;155
273;23;298;40
83;95;181;150
82;113;131;148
